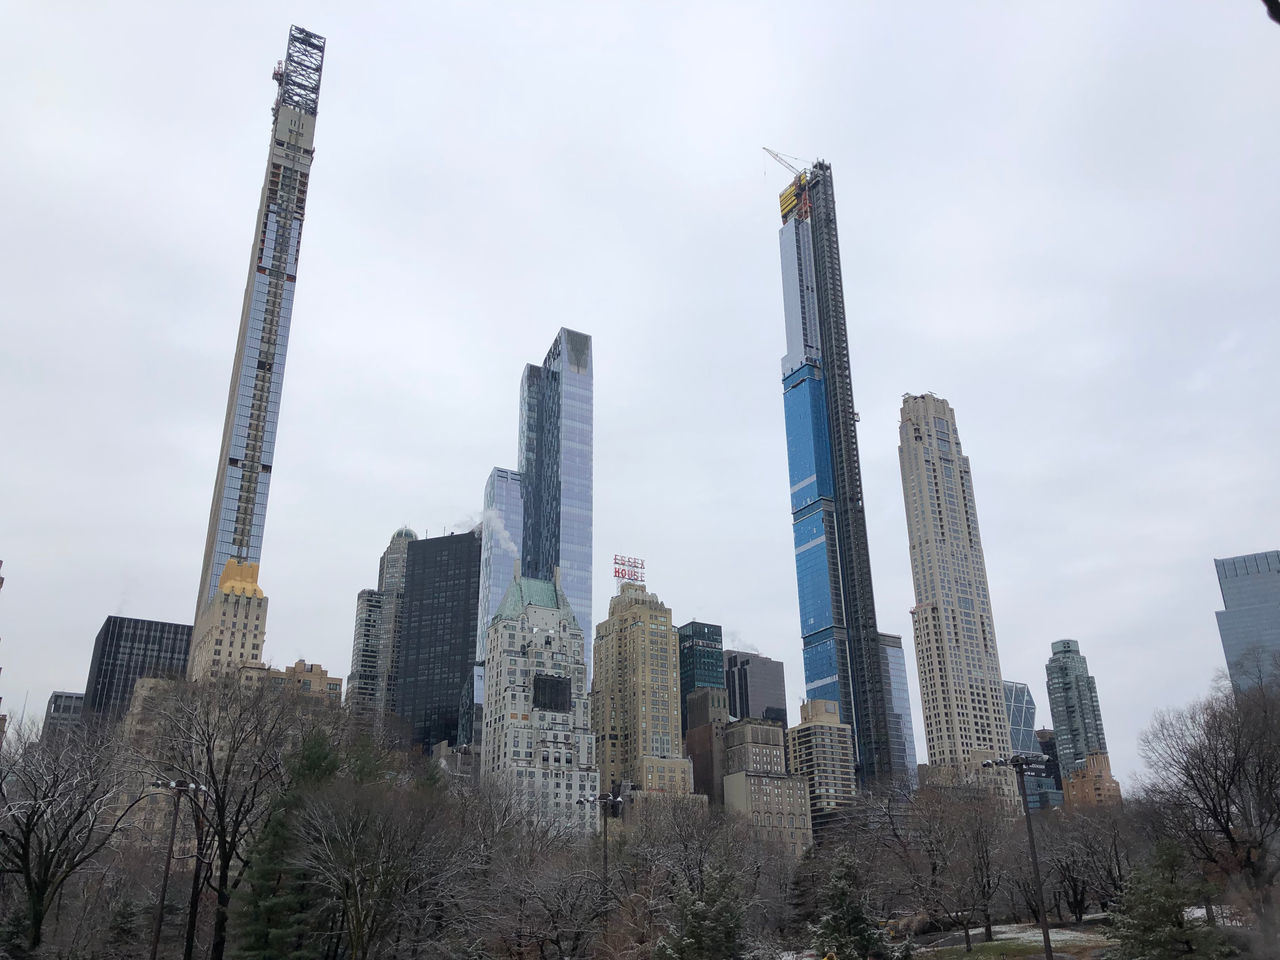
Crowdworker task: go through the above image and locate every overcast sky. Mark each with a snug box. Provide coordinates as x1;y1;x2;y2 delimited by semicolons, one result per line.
2;3;1277;787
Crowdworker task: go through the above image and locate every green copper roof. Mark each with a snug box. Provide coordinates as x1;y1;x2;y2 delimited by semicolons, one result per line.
494;576;563;623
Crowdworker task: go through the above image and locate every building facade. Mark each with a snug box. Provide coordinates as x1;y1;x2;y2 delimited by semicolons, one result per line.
685;686;731;805
1215;550;1280;686
519;329;593;669
678;620;725;737
464;468;524;743
1045;638;1109;772
43;691;85;739
195;26;326;617
85;616;191;720
773;160;909;785
591;582;691;796
723;718;812;856
480;573;598;831
397;530;482;748
188;559;268;680
247;659;342;705
724;650;788;724
1063;752;1123;810
786;700;856;843
898;394;1014;789
879;632;920;785
347;527;416;728
1004;681;1039;756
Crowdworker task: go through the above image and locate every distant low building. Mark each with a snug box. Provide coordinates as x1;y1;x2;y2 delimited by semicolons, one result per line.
723;717;812;856
43;691;84;739
1063;752;1122;810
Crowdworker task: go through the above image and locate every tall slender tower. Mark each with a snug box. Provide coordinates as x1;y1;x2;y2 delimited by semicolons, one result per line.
194;26;325;618
773;159;908;784
1044;639;1109;771
347;527;416;729
898;394;1012;784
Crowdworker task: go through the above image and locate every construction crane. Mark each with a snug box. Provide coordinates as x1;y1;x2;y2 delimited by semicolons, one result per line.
763;147;806;176
764;148;811;222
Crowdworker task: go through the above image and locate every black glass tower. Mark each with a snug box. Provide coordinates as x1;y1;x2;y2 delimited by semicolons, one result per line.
84;616;192;720
396;530;482;748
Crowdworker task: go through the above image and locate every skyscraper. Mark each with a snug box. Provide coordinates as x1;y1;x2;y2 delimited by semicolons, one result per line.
85;617;191;720
347;527;416;728
480;573;598;830
194;25;325;617
43;692;84;740
1214;550;1280;686
678;620;725;737
1044;638;1109;772
591;582;692;796
724;651;788;724
773;159;908;784
898;394;1013;780
723;718;813;856
398;530;482;748
1003;681;1039;756
786;700;857;844
519;329;593;657
188;559;268;679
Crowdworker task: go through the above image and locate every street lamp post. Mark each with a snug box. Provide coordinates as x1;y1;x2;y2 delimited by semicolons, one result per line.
150;779;204;960
985;755;1053;960
576;793;622;884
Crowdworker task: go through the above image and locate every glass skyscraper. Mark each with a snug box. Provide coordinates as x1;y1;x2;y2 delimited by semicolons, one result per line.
1003;680;1039;756
195;26;325;616
84;616;192;720
1215;550;1280;686
1045;638;1109;772
879;632;919;783
773;160;910;784
678;620;726;736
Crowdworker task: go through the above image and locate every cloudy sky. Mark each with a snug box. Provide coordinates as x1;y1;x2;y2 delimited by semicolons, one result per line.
2;3;1277;786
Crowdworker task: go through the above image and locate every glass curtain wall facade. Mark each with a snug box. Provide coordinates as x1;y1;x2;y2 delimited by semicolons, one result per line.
724;651;788;724
84;616;192;720
1215;550;1280;686
678;620;726;737
397;529;482;748
879;633;919;783
1003;680;1039;756
1044;638;1108;771
774;161;908;785
519;329;593;673
195;26;325;616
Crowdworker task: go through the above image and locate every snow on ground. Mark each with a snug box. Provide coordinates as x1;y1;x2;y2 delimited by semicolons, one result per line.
968;922;1111;947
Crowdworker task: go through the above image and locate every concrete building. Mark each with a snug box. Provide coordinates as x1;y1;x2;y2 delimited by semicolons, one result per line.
1063;752;1123;809
1004;681;1039;756
771;159;914;785
347;527;416;729
723;718;812;855
480;572;598;831
43;691;84;739
678;620;725;737
398;529;482;748
85;616;191;720
684;686;730;805
898;394;1014;798
1215;550;1280;686
786;700;856;843
247;660;342;705
188;559;268;680
724;650;787;724
194;26;326;621
592;582;691;797
1044;639;1109;772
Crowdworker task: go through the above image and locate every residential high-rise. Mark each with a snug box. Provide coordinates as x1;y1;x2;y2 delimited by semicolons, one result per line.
724;650;787;724
194;26;325;618
1004;681;1039;756
1063;753;1123;809
678;620;725;737
898;394;1013;784
772;159;909;784
188;559;268;680
786;700;857;844
1045;639;1109;772
85;617;191;720
1214;550;1280;686
480;572;598;830
591;582;692;796
43;692;85;739
397;530;482;748
723;718;813;856
685;687;731;805
519;330;593;665
463;468;524;743
347;527;416;728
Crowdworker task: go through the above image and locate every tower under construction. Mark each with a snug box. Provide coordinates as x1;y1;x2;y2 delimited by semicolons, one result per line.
771;155;915;786
194;26;325;628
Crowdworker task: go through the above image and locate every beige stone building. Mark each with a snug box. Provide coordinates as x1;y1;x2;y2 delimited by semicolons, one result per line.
898;394;1015;799
240;659;342;705
1063;752;1123;810
188;559;268;680
723;718;812;856
786;700;856;842
591;582;691;797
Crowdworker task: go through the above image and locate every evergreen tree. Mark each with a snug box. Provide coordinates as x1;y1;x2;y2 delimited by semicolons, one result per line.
810;858;887;960
1111;847;1234;960
654;873;745;960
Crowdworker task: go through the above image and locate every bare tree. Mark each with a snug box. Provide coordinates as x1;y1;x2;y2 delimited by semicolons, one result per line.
1263;0;1280;26
0;721;145;948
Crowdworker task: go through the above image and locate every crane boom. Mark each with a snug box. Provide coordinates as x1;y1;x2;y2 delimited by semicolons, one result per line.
763;147;806;177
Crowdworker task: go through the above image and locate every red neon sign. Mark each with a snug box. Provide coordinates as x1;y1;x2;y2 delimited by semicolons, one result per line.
613;554;646;583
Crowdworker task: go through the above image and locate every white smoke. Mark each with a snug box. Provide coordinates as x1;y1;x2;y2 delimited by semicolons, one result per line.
482;508;520;558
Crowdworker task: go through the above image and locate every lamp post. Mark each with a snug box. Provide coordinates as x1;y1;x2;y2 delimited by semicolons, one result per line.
984;756;1052;960
576;793;622;884
150;779;205;960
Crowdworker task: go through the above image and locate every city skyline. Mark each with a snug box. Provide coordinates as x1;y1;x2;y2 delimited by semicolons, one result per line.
3;5;1278;787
